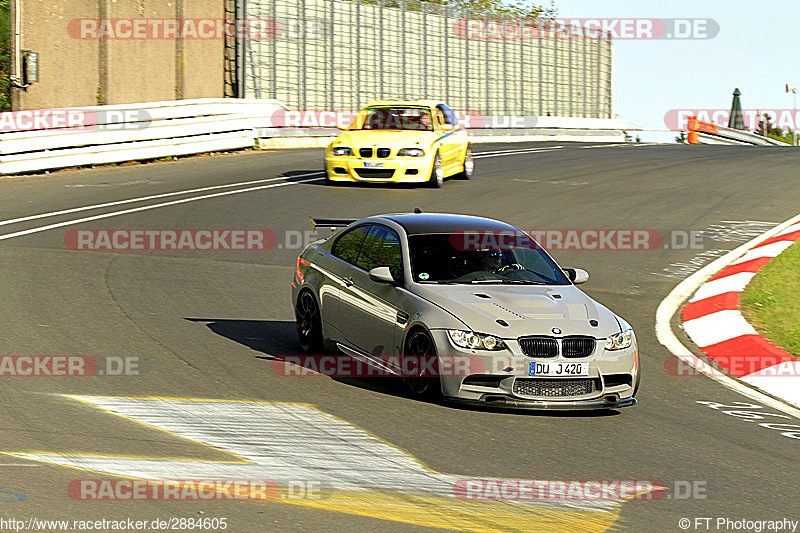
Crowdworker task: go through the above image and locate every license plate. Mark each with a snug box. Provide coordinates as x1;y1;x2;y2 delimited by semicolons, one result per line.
528;362;589;377
363;162;384;168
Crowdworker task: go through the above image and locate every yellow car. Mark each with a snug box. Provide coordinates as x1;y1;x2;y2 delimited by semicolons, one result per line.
325;100;474;187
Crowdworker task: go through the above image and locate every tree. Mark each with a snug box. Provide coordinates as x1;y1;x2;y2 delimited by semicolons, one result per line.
357;0;554;19
0;0;10;110
759;113;794;145
441;0;553;18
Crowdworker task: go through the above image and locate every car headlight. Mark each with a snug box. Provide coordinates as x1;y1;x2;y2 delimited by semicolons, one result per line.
331;147;354;156
605;329;634;351
397;148;425;157
448;330;506;351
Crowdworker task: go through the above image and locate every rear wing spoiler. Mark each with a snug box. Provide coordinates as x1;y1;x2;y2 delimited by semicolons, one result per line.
309;217;358;232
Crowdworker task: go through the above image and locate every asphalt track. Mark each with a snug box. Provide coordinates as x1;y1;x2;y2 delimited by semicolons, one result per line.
1;142;799;532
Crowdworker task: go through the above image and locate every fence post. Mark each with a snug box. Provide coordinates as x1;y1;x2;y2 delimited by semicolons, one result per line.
379;0;384;98
444;4;450;103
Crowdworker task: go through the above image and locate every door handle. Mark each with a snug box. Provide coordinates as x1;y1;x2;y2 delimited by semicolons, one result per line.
342;277;354;287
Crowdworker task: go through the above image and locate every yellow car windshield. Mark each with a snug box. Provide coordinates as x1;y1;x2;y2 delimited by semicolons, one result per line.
354;107;433;131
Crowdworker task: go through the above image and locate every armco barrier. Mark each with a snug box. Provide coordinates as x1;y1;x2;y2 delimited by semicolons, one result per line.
0;99;288;175
687;115;786;146
255;116;630;149
0;101;630;175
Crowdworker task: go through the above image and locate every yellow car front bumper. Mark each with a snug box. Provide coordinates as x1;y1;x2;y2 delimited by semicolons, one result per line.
325;157;433;183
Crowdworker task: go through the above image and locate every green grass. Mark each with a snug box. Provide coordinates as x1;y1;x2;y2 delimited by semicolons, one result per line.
739;240;800;356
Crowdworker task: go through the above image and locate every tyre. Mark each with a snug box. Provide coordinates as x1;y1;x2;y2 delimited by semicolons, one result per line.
295;290;323;353
427;152;444;188
454;146;473;180
403;328;442;400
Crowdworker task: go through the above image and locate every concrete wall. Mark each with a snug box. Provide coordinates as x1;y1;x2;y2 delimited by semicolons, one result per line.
11;0;225;110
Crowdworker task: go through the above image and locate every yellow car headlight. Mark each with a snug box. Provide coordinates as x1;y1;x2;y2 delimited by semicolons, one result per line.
397;148;425;157
331;147;354;156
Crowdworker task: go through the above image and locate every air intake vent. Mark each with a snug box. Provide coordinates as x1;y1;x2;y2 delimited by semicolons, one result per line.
463;375;504;388
513;378;597;397
354;168;395;179
603;374;632;388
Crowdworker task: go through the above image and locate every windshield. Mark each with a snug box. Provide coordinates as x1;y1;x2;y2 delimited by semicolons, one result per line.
354;107;433;131
408;233;569;285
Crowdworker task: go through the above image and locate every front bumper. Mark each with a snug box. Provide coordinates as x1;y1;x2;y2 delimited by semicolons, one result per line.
429;329;639;409
444;395;637;410
325;156;432;183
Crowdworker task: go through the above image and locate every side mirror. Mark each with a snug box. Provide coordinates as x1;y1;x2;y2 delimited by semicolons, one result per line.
440;123;456;132
369;266;397;284
336;122;350;130
564;268;589;285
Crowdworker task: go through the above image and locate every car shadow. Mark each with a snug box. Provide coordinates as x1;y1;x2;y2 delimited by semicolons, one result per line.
184;318;298;359
442;401;621;418
183;317;413;397
184;317;622;418
280;169;446;189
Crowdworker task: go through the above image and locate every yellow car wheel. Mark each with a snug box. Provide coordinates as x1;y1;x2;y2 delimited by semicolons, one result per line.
428;152;444;188
454;147;473;180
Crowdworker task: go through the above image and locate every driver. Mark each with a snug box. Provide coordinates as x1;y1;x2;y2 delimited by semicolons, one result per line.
418;112;432;131
479;249;523;273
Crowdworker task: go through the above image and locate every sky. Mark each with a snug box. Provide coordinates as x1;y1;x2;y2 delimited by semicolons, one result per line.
554;0;800;140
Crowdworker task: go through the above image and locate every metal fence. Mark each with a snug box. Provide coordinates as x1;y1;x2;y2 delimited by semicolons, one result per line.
232;0;614;118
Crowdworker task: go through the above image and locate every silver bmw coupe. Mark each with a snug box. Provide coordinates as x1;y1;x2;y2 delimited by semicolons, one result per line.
291;212;639;410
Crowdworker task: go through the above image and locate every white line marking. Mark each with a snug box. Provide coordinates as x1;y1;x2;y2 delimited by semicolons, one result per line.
16;396;624;512
0;174;317;228
0;174;324;242
702;220;779;243
682;310;758;347
513;178;589;186
64;180;160;188
0;143;632;241
655;211;800;418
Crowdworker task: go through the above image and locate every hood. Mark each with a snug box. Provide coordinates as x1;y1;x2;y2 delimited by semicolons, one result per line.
334;129;434;148
412;284;621;339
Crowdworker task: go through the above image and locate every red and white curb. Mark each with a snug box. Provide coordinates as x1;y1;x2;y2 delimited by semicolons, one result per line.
680;221;800;408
